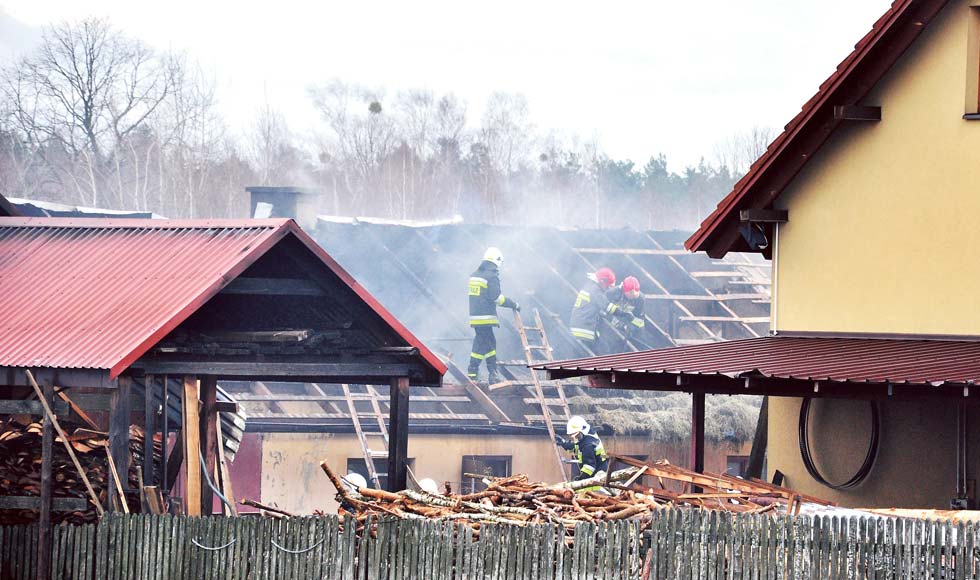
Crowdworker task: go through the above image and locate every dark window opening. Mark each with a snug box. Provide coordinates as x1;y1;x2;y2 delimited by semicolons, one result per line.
461;455;512;494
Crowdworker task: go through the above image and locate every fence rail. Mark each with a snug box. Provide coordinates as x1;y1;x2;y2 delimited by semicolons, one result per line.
1;510;978;579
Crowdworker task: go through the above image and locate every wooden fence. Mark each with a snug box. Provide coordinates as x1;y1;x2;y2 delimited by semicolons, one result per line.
1;510;978;579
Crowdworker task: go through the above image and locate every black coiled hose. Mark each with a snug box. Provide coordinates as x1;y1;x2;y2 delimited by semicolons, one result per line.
798;397;880;490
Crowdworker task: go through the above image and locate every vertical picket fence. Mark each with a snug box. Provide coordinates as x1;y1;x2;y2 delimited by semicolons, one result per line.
0;514;642;579
1;510;978;579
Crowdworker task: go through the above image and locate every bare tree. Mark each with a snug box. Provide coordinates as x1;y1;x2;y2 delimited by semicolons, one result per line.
0;18;175;206
713;126;775;178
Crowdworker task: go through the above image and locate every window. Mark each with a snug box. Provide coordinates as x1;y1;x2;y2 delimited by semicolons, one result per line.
966;6;980;117
346;457;415;490
461;455;512;494
726;455;750;477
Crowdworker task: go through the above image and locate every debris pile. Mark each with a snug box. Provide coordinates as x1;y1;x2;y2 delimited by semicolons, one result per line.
320;461;658;535
318;454;836;537
0;420;156;524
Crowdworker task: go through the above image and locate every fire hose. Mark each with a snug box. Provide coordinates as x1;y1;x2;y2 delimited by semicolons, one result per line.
798;398;880;490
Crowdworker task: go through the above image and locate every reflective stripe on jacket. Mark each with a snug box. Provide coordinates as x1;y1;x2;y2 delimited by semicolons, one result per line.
468;261;515;327
570;278;616;339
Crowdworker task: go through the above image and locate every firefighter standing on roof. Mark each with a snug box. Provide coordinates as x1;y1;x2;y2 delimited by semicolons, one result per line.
467;247;519;384
604;275;646;349
570;267;633;353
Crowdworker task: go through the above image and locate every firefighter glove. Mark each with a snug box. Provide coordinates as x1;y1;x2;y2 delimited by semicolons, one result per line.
512;302;521;312
555;435;566;446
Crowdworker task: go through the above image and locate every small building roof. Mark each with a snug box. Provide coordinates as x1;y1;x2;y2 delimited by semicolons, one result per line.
686;0;948;257
536;335;980;399
0;217;445;384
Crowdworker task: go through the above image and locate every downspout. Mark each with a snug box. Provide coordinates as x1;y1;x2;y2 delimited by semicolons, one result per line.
771;223;780;334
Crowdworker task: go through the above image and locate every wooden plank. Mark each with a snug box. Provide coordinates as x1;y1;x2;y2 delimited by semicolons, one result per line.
233;394;470;403
200;376;218;515
110;376;133;492
220;277;325;296
144;375;156;487
833;105;881;121
573;247;689;256
643;293;769;301
679;316;771;324
36;383;53;580
182;376;202;516
215;417;238;516
0;399;69;416
387;377;410;492
135;361;415;380
739;209;789;223
439;356;511;423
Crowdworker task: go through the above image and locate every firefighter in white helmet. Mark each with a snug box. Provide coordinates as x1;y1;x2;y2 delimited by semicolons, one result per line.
467;246;520;384
555;416;609;484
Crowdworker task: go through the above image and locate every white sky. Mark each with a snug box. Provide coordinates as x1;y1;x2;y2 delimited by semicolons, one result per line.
0;0;892;170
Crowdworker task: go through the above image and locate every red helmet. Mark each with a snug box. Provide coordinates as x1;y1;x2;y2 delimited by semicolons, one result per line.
622;276;641;298
595;267;616;289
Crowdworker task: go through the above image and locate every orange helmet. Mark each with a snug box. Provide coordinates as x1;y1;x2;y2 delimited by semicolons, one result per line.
595;267;616;289
622;276;641;299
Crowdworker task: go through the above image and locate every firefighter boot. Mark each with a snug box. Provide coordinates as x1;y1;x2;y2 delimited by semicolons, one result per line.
466;359;481;382
487;363;502;386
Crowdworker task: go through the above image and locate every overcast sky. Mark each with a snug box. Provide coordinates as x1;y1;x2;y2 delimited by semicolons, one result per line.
0;0;891;170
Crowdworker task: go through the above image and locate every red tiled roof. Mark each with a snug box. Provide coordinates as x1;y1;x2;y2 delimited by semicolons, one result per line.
0;217;446;379
536;336;980;386
686;0;948;257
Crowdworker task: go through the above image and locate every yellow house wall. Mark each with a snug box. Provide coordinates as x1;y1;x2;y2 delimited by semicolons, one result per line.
768;396;980;508
765;0;980;508
258;433;750;514
774;0;980;336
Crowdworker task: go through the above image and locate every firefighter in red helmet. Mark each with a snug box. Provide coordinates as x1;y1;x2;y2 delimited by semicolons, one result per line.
569;267;633;353
605;275;646;349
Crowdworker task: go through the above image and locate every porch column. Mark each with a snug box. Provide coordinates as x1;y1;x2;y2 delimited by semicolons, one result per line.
387;376;410;492
691;392;705;491
182;376;202;516
109;376;133;497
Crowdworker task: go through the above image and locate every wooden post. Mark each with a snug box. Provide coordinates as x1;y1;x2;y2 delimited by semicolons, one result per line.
199;376;218;515
109;376;133;496
143;375;156;487
182;376;202;516
36;382;53;580
161;375;169;491
691;392;705;492
745;396;769;479
387;376;410;492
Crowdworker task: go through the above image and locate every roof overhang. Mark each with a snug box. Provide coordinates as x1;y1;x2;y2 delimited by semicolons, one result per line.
536;335;980;401
686;0;949;257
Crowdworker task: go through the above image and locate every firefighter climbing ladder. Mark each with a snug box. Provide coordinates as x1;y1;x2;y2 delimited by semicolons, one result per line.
514;308;571;481
340;383;389;489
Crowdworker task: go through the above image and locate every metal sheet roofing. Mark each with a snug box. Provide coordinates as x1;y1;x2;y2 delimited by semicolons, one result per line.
686;0;948;256
0;217;446;379
535;336;980;386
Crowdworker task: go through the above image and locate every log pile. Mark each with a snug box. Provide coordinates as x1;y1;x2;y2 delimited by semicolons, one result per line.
0;419;158;525
318;454;835;538
320;460;660;537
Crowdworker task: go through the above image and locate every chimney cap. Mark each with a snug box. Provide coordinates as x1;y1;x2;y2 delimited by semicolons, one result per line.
245;186;316;196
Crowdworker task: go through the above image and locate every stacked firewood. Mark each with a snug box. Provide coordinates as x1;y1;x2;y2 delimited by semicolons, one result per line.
320;461;659;537
0;419;156;525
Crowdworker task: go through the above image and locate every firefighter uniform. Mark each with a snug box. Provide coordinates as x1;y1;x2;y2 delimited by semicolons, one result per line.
468;259;517;381
605;286;646;333
558;434;609;482
570;277;631;349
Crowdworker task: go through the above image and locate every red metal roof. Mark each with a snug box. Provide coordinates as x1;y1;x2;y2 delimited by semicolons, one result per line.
686;0;948;257
0;217;446;379
536;336;980;386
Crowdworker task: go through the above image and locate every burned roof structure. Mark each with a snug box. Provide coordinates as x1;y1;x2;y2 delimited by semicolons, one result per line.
224;216;771;436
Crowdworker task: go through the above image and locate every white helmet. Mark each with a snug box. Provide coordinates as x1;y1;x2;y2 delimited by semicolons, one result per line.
343;472;368;492
418;478;440;494
566;415;590;436
483;247;503;267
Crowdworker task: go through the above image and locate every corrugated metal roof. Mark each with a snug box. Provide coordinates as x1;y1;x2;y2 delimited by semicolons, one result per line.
535;336;980;386
686;0;948;256
0;217;446;379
